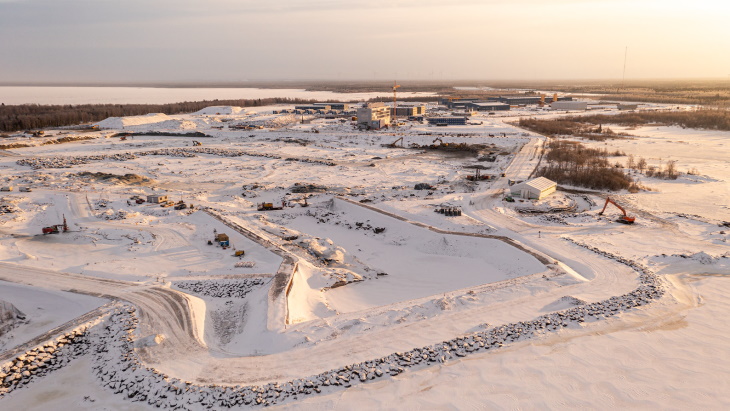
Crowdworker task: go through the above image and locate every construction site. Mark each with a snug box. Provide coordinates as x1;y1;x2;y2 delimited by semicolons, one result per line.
0;92;727;410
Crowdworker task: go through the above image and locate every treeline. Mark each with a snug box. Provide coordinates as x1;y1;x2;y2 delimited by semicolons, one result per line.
517;118;625;140
0;97;322;132
537;140;636;191
565;109;730;131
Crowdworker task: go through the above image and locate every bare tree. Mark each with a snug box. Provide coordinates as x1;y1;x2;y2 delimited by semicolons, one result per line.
636;157;647;173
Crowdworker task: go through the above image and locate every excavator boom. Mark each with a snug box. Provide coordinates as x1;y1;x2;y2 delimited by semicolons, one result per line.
598;197;635;224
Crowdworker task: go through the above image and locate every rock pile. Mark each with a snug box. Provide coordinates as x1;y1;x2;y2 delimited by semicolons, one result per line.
17;147;336;170
0;328;89;396
94;263;665;410
175;279;265;299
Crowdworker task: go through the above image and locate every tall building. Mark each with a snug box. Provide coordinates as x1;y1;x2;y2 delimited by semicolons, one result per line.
357;103;391;130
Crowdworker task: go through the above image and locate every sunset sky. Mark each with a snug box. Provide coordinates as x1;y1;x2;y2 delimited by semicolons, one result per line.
1;0;728;83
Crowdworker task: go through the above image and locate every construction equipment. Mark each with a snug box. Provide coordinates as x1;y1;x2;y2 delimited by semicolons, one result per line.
432;137;444;147
43;215;69;234
234;250;245;257
598;197;636;224
216;233;230;247
174;202;187;210
392;80;400;128
120;136;127;141
192;140;202;146
258;202;284;211
384;136;404;148
466;168;490;181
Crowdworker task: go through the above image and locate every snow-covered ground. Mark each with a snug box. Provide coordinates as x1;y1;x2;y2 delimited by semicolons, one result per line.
0;101;728;409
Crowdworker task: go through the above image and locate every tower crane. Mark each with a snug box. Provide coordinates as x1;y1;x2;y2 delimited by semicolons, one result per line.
392;80;400;128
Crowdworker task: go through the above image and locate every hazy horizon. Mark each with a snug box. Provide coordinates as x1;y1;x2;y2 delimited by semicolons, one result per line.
1;0;729;83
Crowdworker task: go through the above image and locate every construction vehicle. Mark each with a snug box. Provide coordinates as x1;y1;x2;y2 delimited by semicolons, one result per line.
160;201;175;208
192;141;202;146
466;168;490;181
234;250;245;257
383;136;404;148
258;202;284;211
598;197;636;224
120;136;127;141
174;202;187;210
43;215;69;234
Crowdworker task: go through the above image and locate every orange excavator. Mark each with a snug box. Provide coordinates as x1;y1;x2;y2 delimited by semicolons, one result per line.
598;197;635;224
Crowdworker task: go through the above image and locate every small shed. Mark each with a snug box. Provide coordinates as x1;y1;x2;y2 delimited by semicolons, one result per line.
510;177;557;200
146;194;168;204
215;233;230;247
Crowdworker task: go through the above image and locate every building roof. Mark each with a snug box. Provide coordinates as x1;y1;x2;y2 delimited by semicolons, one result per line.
524;177;556;192
470;102;509;107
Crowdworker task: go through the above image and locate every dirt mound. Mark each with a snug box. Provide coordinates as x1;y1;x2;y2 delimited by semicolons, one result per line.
76;172;155;186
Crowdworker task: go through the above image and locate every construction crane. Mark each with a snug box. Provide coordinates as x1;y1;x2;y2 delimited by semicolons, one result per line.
598;197;636;224
392;80;400;128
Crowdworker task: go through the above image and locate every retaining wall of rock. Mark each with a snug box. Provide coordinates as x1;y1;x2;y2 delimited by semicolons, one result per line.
175;279;265;299
90;241;665;409
0;328;90;397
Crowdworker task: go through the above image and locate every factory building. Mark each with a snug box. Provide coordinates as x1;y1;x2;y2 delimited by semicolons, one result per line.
357;102;391;130
426;116;467;126
487;96;574;105
393;105;427;117
295;105;331;111
313;103;349;110
550;101;588;111
510;177;557;200
440;98;481;109
465;102;511;112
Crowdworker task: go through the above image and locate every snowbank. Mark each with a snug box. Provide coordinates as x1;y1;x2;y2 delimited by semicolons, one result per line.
96;113;172;129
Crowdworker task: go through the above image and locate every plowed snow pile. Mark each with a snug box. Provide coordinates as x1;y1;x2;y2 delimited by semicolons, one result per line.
96;113;172;129
193;106;245;115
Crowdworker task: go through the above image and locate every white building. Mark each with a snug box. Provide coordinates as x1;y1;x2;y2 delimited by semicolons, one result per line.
510;177;557;200
147;194;168;204
357;102;391;130
551;101;588;111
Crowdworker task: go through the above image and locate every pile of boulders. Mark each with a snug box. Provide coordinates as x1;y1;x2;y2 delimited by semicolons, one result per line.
175;279;265;299
92;267;665;408
0;328;89;396
17;146;337;170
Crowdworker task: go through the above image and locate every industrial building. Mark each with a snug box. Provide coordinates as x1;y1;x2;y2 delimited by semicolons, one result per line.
465;102;511;112
439;98;481;109
427;116;467;126
510;177;557;200
313;103;349;110
357;102;391;130
147;194;169;203
393;105;426;117
488;95;573;105
294;105;331;111
550;101;588;111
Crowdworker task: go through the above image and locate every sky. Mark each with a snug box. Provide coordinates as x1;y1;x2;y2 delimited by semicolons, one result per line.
0;0;728;83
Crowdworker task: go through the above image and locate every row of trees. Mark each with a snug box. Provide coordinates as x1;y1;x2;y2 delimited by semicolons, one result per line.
517;118;624;140
568;109;730;131
537;140;636;191
0;97;323;132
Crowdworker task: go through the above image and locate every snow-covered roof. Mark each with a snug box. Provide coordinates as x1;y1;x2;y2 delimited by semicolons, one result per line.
523;177;556;192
